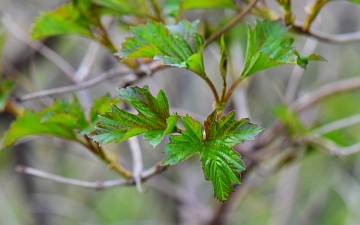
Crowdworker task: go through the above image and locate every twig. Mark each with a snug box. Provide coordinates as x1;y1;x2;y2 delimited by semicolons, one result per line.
309;138;360;156
284;37;318;103
292;21;360;44
16;61;164;102
205;0;259;46
310;113;360;137
293;77;360;112
15;162;168;190
15;67;130;102
128;136;144;193
1;14;76;80
73;41;101;83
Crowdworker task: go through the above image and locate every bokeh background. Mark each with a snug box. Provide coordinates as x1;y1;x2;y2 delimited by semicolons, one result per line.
1;0;360;225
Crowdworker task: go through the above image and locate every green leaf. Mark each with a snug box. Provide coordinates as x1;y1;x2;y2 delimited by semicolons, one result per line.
273;105;307;137
219;35;228;80
89;86;176;147
116;20;206;76
81;94;121;135
1;94;119;149
162;109;263;201
30;3;94;39
346;0;360;5
1;97;83;149
162;0;182;17
0;79;15;112
93;0;149;16
241;20;325;78
181;0;237;10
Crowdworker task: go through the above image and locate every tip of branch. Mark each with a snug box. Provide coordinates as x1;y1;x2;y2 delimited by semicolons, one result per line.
15;165;26;173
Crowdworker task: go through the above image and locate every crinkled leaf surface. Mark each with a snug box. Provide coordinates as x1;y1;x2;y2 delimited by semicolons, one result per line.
89;86;177;147
241;20;325;78
181;0;237;10
81;93;121;135
162;109;263;201
1;94;119;149
116;20;206;76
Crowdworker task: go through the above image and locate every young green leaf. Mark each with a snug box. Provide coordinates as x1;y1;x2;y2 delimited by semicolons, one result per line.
89;86;177;147
1;98;82;149
162;0;181;17
162;109;263;201
273;105;307;137
0;80;14;112
93;0;149;16
116;20;206;76
241;20;325;78
219;35;228;80
30;3;94;40
81;94;122;135
1;94;119;149
181;0;237;10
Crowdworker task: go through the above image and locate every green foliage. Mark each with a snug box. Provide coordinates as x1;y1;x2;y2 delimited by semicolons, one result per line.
0;79;15;112
219;35;228;80
162;109;263;201
181;0;237;10
116;20;206;76
241;20;324;78
273;105;307;137
89;86;177;147
93;0;149;16
347;0;360;5
30;3;95;39
1;94;119;149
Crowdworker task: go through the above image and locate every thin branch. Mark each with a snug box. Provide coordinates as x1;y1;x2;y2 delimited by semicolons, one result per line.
16;61;164;102
309;138;360;156
205;0;259;46
292;21;360;44
284;37;318;103
293;77;360;112
128;136;144;193
15;162;168;190
15;67;130;102
73;41;101;83
1;14;76;80
310;113;360;137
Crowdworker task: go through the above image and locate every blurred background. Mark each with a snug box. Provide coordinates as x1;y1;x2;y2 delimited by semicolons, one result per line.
1;0;360;224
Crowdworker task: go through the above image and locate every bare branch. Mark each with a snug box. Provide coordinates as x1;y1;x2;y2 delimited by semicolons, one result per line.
16;61;164;102
73;41;101;83
309;138;360;156
293;77;360;112
292;21;360;44
284;37;318;102
15;67;130;102
205;0;259;46
15;162;168;190
310;113;360;137
1;14;76;80
128;136;144;193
